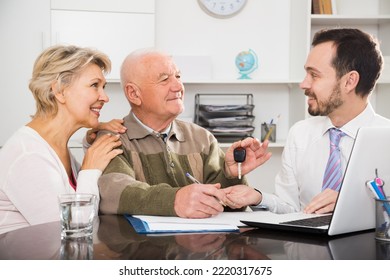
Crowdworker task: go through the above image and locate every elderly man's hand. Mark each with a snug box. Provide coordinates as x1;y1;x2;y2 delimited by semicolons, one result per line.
225;137;272;178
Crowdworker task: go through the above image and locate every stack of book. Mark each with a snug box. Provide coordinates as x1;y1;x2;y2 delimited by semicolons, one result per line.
194;94;255;143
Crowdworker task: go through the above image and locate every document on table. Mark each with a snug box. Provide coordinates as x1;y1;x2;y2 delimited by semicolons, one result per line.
124;211;273;234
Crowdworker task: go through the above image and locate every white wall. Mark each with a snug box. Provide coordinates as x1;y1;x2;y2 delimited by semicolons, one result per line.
0;0;50;147
155;0;290;80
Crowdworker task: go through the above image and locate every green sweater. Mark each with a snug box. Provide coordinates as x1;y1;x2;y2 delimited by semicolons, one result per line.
98;112;247;216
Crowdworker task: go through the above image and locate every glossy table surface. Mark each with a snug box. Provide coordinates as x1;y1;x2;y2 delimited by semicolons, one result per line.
0;215;389;260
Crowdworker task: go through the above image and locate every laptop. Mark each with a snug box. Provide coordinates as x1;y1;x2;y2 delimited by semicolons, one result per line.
241;126;390;236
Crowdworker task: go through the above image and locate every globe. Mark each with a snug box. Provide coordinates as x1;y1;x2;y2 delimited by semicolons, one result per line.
235;49;258;79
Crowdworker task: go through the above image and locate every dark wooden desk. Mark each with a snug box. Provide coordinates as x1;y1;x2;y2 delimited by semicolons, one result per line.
0;215;389;260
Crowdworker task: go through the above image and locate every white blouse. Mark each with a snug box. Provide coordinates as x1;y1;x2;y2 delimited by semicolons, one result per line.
0;126;101;234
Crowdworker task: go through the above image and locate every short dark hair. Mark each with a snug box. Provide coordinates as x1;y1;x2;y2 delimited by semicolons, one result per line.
312;28;383;97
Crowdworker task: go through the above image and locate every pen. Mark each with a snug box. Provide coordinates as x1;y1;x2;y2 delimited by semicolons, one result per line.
185;172;226;206
366;179;390;215
263;114;280;142
185;172;201;184
263;126;274;142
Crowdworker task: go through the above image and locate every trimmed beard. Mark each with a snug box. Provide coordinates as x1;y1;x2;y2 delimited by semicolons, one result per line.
307;81;343;116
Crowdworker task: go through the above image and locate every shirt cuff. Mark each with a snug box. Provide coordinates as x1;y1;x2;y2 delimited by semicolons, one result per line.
77;169;102;197
249;189;270;211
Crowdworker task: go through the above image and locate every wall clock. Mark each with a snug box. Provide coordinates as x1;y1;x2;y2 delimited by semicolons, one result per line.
198;0;247;18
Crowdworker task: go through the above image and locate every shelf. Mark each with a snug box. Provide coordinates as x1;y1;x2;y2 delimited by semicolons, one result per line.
183;80;304;86
107;78;390;85
106;79;303;85
219;141;285;149
182;79;294;84
311;15;390;25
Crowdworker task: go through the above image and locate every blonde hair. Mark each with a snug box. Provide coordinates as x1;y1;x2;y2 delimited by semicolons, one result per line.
29;45;111;118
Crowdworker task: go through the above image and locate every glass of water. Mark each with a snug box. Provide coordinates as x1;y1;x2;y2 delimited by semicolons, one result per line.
58;193;97;239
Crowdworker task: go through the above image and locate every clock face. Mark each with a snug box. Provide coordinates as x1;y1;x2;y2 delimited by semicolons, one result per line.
198;0;247;18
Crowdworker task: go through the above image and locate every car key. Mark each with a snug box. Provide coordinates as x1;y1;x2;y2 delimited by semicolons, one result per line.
233;147;246;179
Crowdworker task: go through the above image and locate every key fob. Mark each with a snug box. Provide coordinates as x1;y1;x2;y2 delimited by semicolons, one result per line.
233;147;246;162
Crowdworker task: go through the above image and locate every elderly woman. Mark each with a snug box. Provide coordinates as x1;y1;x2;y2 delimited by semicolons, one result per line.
0;45;124;234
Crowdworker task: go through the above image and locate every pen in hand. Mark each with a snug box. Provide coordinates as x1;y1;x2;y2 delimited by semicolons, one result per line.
185;172;226;206
185;172;201;184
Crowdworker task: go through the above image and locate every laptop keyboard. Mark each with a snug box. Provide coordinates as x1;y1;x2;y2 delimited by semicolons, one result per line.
280;215;332;227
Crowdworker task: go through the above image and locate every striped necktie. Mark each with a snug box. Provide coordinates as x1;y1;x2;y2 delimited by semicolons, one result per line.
161;133;168;142
154;132;168;142
322;128;346;191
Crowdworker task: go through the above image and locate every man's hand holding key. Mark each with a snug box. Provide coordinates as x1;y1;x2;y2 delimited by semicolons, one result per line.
225;137;272;179
220;137;271;209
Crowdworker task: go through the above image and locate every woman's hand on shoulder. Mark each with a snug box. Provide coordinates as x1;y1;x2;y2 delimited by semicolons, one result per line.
98;119;127;134
81;133;123;171
86;119;127;145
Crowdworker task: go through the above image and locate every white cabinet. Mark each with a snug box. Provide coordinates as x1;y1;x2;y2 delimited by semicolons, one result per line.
51;0;155;81
49;0;155;147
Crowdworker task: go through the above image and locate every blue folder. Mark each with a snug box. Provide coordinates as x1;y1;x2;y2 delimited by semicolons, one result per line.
124;214;239;234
